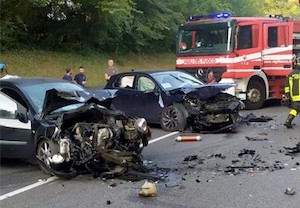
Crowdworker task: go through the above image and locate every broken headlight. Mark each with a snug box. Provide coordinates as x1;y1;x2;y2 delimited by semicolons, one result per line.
135;118;148;133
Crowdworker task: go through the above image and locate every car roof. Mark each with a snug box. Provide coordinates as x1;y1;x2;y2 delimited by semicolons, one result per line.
115;70;184;76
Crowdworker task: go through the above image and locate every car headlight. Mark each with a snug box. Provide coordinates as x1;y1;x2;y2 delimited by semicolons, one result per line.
135;118;148;133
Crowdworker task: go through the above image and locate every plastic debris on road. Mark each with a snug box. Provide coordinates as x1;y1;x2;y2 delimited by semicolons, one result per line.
138;181;157;197
285;188;296;195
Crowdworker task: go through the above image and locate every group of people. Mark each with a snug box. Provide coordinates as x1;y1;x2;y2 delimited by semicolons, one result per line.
62;59;118;87
62;66;86;86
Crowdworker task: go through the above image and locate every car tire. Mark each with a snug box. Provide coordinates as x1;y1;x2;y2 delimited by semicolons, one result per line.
245;79;266;110
36;138;57;175
160;104;187;131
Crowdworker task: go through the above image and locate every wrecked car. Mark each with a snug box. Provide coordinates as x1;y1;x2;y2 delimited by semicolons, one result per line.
101;70;244;132
0;78;150;178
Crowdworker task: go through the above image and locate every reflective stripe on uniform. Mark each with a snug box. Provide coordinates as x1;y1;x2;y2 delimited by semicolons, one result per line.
289;109;298;116
284;86;289;93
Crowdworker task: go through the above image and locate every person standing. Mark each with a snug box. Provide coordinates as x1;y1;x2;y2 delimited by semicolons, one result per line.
62;67;73;82
104;59;118;81
283;55;300;128
74;66;86;87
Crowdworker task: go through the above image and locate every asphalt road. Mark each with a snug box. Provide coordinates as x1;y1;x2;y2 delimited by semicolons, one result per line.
1;104;300;208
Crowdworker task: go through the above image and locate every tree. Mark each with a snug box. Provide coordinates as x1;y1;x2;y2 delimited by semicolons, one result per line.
263;0;300;17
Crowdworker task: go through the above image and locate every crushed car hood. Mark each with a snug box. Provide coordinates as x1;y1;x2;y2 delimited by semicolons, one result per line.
41;89;116;118
174;83;236;100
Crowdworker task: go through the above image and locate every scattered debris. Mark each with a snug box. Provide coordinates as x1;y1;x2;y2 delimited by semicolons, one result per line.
214;153;226;159
285;188;296;195
165;181;180;188
242;113;273;123
238;149;256;157
284;143;300;155
245;136;268;141
232;159;240;163
269;162;284;171
138;181;157;197
108;183;117;188
176;135;201;142
183;155;198;161
258;132;268;136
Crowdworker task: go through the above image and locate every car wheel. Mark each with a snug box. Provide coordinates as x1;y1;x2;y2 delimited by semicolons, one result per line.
245;79;266;110
160;104;187;131
36;138;57;175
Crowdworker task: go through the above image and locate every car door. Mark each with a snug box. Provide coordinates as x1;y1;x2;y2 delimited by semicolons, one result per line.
111;74;138;116
132;75;163;123
111;74;163;123
0;92;33;159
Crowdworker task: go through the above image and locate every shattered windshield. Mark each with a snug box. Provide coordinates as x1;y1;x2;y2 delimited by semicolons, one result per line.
177;21;233;55
152;71;204;91
22;82;86;115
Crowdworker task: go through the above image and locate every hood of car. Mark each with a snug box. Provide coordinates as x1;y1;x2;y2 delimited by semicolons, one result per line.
41;89;89;117
41;89;113;118
180;83;236;100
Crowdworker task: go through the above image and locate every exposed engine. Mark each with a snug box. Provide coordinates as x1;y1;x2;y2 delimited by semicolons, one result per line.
37;103;150;179
183;92;244;132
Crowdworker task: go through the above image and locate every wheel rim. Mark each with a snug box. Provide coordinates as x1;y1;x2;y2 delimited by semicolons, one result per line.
38;141;52;166
247;88;261;103
162;107;179;130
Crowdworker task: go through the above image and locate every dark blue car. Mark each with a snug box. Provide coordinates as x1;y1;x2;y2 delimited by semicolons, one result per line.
103;70;244;132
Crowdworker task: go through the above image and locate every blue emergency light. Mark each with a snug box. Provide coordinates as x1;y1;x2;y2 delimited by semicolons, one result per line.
186;12;232;21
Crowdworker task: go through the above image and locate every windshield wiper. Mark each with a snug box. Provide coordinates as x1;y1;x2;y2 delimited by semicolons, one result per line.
179;76;202;84
170;74;185;83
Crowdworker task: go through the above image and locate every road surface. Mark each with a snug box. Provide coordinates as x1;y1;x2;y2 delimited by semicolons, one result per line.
1;104;300;208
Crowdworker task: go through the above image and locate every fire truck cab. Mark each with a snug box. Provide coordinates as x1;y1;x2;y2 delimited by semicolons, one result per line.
176;12;300;109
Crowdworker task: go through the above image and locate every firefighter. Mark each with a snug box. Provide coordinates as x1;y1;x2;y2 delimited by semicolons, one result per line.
283;55;300;128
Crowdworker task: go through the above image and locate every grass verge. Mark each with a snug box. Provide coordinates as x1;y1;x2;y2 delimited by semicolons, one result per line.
0;50;176;87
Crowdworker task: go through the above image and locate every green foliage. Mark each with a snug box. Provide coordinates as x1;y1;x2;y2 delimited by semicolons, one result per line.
0;0;297;53
263;0;300;17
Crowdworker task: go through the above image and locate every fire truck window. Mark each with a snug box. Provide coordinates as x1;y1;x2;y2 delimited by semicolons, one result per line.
268;27;278;47
252;24;259;48
237;25;252;49
278;26;288;47
179;31;192;51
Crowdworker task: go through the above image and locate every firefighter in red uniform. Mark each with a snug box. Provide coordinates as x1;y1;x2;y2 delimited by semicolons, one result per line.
283;55;300;128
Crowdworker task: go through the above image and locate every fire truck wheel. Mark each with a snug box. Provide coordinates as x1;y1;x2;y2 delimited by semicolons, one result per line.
245;80;266;110
160;104;187;131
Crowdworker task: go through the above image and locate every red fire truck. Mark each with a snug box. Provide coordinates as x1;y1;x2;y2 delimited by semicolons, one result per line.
176;12;300;109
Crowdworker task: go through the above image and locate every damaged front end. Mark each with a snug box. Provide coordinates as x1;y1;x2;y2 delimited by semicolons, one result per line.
183;85;244;132
36;90;150;179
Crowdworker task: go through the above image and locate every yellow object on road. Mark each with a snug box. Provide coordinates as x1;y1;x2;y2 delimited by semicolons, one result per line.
138;181;157;197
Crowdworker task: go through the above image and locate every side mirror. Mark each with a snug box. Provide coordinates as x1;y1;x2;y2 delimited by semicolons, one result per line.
15;110;28;123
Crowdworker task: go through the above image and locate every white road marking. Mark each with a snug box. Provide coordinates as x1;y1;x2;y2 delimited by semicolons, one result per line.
149;131;179;144
0;131;177;201
0;176;58;201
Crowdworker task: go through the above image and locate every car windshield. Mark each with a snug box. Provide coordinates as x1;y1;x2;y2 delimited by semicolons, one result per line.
177;21;233;56
152;71;204;91
22;82;86;115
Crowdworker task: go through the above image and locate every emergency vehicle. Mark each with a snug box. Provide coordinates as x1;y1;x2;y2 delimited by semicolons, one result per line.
176;12;300;109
